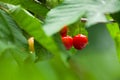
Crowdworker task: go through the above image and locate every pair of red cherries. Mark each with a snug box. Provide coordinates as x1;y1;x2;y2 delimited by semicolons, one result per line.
60;26;88;50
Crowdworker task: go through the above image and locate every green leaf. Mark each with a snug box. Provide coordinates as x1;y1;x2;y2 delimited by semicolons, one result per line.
0;9;29;63
114;33;120;62
43;0;120;36
34;41;53;62
46;0;63;8
71;24;120;80
106;16;120;61
8;5;62;60
0;0;49;18
111;11;120;25
106;23;119;39
106;20;120;62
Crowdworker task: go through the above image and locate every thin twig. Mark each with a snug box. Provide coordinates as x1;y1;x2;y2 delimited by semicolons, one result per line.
80;18;116;23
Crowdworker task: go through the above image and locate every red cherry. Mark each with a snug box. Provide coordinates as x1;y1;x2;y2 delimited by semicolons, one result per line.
73;34;88;50
62;35;73;50
60;25;68;37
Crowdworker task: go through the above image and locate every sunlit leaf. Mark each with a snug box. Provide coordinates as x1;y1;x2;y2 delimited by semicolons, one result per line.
8;5;62;60
43;0;120;36
106;23;119;39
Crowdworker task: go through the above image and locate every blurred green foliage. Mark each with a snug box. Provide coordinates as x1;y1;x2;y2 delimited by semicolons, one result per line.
0;0;120;80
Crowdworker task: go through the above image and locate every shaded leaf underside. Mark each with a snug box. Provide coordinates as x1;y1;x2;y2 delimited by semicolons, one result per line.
0;9;29;62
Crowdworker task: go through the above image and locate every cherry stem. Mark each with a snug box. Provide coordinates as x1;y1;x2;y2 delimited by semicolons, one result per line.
78;24;80;34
